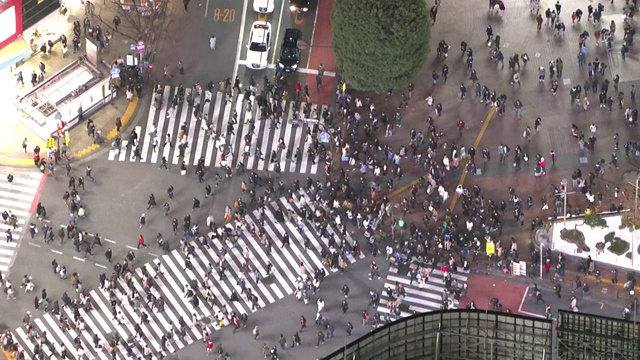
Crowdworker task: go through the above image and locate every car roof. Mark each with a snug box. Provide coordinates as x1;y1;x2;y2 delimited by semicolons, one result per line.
251;21;271;43
284;28;301;41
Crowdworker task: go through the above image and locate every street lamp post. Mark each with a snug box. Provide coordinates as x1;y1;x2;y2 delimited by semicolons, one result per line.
628;173;640;268
539;241;543;280
631;290;637;348
560;179;576;229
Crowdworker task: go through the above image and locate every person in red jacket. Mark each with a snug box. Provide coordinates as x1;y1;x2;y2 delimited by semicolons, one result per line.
137;234;147;249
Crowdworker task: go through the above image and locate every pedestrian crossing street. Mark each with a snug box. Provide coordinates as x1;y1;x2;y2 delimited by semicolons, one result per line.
377;268;468;318
0;168;42;273
10;192;364;359
107;85;330;175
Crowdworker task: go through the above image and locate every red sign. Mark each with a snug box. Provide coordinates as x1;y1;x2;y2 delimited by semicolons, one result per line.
0;0;23;51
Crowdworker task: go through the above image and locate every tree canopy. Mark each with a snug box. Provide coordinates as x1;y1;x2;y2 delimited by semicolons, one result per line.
93;0;172;63
331;0;430;93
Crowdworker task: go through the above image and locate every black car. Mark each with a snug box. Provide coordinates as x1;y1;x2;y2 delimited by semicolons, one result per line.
276;28;301;73
289;0;310;12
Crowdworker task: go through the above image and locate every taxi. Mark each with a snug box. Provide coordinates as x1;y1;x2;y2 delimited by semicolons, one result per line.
246;21;271;70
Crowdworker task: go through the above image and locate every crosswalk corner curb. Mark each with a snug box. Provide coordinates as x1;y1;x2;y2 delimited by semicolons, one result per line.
1;347;16;360
74;144;100;159
0;158;35;167
103;95;138;142
122;94;139;127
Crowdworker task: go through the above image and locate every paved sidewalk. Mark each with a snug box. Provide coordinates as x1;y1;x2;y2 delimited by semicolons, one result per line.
0;1;141;167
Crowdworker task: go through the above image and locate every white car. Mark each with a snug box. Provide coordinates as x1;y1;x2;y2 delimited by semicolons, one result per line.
253;0;275;13
246;21;271;70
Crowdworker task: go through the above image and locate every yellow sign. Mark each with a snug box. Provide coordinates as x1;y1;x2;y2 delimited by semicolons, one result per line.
46;138;55;149
486;242;495;255
64;131;70;146
213;8;235;22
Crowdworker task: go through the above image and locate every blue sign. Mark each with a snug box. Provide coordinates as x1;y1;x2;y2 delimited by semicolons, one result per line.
130;44;136;50
110;68;120;75
319;131;330;143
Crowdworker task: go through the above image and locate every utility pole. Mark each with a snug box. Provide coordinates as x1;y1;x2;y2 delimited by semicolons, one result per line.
539;241;543;280
626;173;640;268
560;179;576;229
631;290;637;348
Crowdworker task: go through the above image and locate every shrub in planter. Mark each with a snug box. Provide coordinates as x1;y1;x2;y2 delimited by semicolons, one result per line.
584;213;607;228
605;232;630;256
560;229;585;252
619;215;640;231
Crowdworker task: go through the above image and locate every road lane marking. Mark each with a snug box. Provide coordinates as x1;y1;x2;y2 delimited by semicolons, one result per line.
237;60;336;76
270;0;287;64
306;0;321;68
232;0;250;81
51;249;62;254
205;0;209;17
448;5;540;211
73;256;85;262
95;263;107;269
29;242;41;247
448;107;495;211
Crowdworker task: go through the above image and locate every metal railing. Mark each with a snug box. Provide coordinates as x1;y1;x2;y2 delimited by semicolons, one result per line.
322;309;552;360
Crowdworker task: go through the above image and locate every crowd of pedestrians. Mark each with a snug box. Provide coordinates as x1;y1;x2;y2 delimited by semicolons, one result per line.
1;0;640;359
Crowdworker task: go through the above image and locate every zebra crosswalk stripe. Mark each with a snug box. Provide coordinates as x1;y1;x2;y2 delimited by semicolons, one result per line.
244;105;262;170
214;95;236;168
0;169;43;273
206;93;224;167
376;270;468;318
107;86;328;174
150;86;172;164
192;90;212;165
182;90;200;163
11;195;359;359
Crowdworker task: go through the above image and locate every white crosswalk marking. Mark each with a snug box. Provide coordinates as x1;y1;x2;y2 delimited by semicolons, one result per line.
10;195;361;359
192;91;213;165
0;168;42;273
205;93;224;167
173;88;192;165
150;86;172;164
107;86;329;174
376;269;468;319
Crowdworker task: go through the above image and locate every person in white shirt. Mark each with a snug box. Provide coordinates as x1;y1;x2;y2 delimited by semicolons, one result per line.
209;35;217;50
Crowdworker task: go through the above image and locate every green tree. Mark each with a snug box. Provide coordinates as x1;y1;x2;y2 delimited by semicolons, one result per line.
331;0;430;92
93;0;172;63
